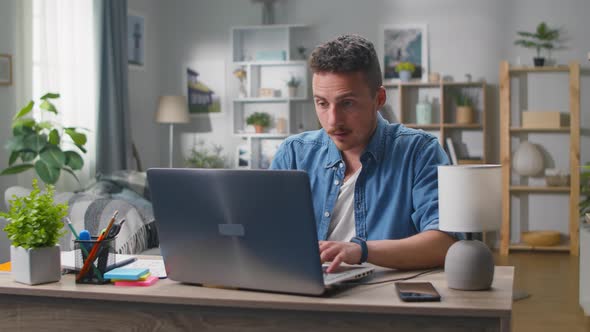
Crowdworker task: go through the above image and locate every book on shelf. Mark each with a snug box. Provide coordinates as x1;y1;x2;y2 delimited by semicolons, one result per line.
445;138;458;165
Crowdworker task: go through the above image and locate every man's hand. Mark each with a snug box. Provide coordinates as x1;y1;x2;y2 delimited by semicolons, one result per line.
319;240;362;273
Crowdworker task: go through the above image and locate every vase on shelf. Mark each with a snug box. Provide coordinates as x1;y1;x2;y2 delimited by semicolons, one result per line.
512;141;544;176
238;81;248;98
416;97;432;125
288;86;298;98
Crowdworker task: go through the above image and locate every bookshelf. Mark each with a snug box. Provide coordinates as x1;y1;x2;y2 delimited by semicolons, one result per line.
499;61;580;255
384;81;488;164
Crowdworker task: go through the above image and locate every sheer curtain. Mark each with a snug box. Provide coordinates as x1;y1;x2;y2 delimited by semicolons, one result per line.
32;0;97;190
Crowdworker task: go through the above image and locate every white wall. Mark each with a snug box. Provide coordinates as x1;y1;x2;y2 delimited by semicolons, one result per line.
0;0;18;210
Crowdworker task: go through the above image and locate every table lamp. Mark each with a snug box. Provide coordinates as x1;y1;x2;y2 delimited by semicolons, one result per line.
156;96;190;167
438;165;502;290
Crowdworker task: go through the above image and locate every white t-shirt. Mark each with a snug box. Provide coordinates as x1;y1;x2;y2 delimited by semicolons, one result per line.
326;168;362;242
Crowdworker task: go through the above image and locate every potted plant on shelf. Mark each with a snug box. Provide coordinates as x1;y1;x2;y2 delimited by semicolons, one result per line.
395;62;415;82
286;76;301;98
514;22;560;67
246;112;271;134
185;140;226;169
0;179;67;285
0;93;88;186
454;91;475;124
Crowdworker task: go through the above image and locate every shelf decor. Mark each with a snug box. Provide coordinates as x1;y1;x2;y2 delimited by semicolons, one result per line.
512;141;544;177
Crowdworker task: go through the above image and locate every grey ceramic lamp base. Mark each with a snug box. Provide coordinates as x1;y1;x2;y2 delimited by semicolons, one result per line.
444;240;494;290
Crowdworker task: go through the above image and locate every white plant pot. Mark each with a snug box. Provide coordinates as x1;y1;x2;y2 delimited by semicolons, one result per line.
512;141;544;176
399;70;412;82
11;245;61;285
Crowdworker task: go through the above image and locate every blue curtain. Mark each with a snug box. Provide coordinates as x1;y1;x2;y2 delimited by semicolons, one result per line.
95;0;132;174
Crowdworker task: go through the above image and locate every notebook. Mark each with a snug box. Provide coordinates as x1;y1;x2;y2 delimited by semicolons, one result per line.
147;168;374;295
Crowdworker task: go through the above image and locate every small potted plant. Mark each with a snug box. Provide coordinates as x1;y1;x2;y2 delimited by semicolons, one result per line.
395;62;415;82
514;22;560;67
286;75;301;98
0;179;67;285
454;91;475;124
246;112;271;133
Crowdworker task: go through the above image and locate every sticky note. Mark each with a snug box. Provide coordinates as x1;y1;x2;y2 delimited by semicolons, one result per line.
104;268;149;280
114;275;158;287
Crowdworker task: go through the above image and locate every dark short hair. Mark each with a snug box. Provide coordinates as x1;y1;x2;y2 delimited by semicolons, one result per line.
309;34;383;94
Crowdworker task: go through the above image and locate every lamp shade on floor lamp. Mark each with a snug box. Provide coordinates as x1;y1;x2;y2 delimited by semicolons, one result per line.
156;96;190;167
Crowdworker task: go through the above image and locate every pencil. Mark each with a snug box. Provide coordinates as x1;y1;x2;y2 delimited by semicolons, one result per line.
76;210;119;281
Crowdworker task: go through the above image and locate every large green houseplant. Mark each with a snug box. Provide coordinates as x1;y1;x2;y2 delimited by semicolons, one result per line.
514;22;560;67
0;179;67;285
1;93;88;185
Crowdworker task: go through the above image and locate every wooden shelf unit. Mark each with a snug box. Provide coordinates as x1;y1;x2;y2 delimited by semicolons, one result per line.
499;61;580;256
386;81;488;163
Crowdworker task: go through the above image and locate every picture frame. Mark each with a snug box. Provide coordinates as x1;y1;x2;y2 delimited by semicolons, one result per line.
127;12;145;69
236;143;251;169
0;54;13;86
184;61;226;117
380;24;429;83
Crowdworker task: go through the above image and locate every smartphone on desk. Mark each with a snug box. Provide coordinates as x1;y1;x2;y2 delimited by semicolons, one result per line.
395;282;441;302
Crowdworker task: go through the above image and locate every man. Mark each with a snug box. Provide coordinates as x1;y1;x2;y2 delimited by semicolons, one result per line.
270;34;456;273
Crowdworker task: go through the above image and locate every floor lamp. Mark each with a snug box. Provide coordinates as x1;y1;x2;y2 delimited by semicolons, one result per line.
156;96;190;168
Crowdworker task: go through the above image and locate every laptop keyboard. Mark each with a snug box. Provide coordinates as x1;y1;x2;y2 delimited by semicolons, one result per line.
322;265;369;283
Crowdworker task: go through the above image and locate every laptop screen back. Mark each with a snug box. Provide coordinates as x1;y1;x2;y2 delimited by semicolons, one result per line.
147;168;326;295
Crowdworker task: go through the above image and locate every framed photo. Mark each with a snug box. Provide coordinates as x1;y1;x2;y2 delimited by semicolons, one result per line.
127;13;145;68
0;54;12;86
381;24;428;83
185;61;225;116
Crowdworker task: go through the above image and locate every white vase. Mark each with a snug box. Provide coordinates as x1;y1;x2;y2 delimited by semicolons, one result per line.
512;141;544;176
11;245;61;285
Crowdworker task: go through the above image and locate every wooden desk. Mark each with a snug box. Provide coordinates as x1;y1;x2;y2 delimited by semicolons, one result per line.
0;265;513;332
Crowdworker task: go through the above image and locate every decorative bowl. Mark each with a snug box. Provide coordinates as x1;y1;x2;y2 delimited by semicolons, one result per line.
521;230;561;246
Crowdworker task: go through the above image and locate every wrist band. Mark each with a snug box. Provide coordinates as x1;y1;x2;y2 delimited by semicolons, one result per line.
350;237;368;264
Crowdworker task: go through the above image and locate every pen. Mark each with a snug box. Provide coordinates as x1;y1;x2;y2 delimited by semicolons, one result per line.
105;257;138;272
77;210;119;281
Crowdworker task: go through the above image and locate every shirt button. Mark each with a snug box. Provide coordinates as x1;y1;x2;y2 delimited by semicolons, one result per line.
324;211;330;218
334;180;340;186
339;163;344;168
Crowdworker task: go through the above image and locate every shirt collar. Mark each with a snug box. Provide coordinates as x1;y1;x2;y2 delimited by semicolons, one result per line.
323;112;388;168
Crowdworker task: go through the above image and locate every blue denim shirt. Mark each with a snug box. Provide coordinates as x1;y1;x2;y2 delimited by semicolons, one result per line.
270;114;450;241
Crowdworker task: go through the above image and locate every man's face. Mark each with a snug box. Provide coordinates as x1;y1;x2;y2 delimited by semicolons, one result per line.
312;71;386;155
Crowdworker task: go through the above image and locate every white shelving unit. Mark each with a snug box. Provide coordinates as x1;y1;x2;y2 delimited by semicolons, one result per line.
230;24;311;169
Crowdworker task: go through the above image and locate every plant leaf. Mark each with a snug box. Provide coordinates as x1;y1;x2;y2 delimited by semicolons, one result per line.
0;164;34;175
5;136;26;151
75;144;87;154
40;92;60;100
12;117;36;130
61;166;80;184
37;121;53;130
40;146;66;168
39;100;58;114
20;151;37;162
64;151;84;170
13;101;34;120
8;151;19;166
23;133;48;153
48;129;60;145
34;160;60;184
64;128;87;146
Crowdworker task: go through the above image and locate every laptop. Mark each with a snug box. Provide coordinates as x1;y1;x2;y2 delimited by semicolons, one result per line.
147;168;374;295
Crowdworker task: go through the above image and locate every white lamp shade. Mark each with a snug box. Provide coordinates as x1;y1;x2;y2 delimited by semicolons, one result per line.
438;165;502;232
156;96;190;124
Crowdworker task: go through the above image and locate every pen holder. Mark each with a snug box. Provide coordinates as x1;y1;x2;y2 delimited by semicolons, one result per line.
74;237;115;284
